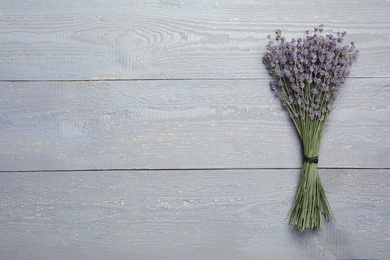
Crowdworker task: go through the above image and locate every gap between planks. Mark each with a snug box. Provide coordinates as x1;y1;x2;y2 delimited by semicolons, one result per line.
1;167;389;174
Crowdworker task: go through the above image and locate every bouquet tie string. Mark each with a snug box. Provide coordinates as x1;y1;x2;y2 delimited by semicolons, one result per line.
303;156;319;164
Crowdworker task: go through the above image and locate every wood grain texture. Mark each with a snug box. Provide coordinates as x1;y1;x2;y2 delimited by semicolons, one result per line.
1;1;389;259
1;78;389;171
0;169;389;260
0;0;389;80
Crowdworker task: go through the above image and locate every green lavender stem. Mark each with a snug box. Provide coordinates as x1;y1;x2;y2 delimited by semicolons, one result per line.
288;117;334;232
288;162;334;232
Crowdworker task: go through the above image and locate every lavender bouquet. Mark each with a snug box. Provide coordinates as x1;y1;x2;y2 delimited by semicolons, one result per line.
262;25;358;231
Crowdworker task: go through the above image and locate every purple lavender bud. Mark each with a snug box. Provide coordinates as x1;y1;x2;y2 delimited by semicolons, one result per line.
313;78;322;84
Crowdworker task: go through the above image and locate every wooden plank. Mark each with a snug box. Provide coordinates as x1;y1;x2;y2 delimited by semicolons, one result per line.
0;78;389;171
0;169;389;259
0;0;389;80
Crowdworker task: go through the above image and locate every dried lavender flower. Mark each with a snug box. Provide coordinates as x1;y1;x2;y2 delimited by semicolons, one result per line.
262;26;358;232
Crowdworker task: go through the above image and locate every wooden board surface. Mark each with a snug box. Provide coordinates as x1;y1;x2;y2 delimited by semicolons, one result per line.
1;169;389;260
0;0;389;80
1;78;389;171
1;0;389;259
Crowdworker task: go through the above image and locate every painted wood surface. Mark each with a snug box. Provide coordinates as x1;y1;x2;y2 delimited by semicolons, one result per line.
1;169;389;260
0;0;389;80
1;0;389;259
1;78;389;171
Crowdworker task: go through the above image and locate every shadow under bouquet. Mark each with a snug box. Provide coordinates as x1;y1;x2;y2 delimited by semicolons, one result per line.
262;25;358;232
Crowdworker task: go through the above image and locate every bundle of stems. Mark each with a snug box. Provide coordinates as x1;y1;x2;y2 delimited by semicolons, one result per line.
288;113;333;231
262;25;358;231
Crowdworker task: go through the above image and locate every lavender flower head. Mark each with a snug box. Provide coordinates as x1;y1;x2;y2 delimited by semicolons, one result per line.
263;25;359;121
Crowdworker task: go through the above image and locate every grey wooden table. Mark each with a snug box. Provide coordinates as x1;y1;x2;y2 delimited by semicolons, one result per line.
1;1;389;259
